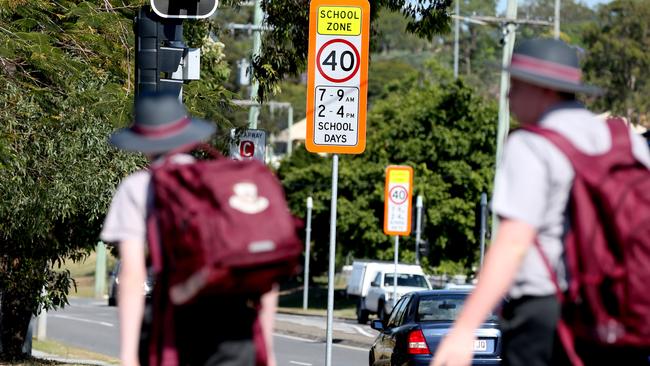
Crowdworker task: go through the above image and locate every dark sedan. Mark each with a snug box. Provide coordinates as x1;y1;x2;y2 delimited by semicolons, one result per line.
107;261;154;306
369;289;501;366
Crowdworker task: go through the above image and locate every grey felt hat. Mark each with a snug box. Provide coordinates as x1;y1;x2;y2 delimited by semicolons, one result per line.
504;38;603;95
110;92;216;154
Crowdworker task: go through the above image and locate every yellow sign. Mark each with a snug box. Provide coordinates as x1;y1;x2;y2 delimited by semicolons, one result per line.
317;6;361;35
388;169;410;184
384;166;414;236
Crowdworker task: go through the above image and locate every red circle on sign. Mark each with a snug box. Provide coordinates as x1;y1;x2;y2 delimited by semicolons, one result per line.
389;186;408;205
316;39;361;83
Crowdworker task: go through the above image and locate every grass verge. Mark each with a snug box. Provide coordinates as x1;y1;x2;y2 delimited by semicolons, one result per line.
278;276;357;319
31;338;118;365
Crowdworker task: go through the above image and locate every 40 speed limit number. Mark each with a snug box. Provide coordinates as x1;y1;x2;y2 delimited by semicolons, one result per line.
306;0;369;154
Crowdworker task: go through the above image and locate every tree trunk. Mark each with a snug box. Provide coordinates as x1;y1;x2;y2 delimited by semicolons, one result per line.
0;289;35;361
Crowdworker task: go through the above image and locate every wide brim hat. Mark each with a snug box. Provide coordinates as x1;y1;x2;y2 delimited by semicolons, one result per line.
503;38;603;95
110;92;216;155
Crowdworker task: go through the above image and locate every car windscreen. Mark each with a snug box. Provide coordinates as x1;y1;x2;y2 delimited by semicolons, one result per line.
383;273;429;288
416;294;499;323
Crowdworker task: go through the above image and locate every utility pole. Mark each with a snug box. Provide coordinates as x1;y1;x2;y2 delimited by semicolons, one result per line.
453;0;460;79
493;0;518;235
554;0;561;39
248;0;263;129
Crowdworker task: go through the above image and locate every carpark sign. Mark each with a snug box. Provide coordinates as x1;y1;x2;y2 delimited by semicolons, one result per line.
306;0;370;154
384;166;413;236
229;129;266;162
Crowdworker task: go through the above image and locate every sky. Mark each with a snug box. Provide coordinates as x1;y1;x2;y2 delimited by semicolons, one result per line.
496;0;612;14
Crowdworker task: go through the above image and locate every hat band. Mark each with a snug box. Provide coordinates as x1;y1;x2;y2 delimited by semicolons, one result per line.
131;117;191;138
511;54;582;83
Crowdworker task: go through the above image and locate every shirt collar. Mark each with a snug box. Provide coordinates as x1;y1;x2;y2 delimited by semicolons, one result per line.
538;101;585;124
150;153;195;168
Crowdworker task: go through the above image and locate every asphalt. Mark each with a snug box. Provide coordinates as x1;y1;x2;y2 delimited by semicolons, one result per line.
275;310;378;349
32;308;377;365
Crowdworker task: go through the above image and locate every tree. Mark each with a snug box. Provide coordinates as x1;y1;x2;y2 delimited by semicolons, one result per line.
277;61;498;275
581;0;650;127
0;0;231;358
517;0;596;44
253;0;453;101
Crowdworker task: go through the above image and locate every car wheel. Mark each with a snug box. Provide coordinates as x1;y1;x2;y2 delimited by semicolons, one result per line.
378;300;387;322
368;350;375;366
357;299;369;324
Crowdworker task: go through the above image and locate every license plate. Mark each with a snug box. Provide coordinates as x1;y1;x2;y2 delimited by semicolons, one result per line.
473;339;487;352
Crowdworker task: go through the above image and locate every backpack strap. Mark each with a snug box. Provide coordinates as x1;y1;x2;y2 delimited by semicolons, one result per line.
147;210;179;366
605;117;637;165
534;239;584;366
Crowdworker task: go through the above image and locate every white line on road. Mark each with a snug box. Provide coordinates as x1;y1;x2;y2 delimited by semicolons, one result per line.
50;314;114;327
273;333;368;352
351;325;375;338
273;333;318;343
289;361;313;366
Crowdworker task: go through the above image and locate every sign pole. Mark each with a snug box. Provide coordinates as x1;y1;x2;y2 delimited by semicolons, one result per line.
305;2;368;363
393;235;399;308
303;196;313;310
415;195;423;265
493;0;518;234
479;192;488;268
384;165;413;312
325;154;339;366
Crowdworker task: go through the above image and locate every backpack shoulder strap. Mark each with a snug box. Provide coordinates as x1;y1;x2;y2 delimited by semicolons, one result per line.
605;117;637;164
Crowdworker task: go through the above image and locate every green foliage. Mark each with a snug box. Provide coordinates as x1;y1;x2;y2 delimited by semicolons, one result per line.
373;10;434;53
253;0;453;101
278;60;497;275
581;0;650;126
367;59;418;104
518;0;596;45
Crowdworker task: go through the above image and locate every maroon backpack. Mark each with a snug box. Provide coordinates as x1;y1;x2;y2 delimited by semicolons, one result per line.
145;145;302;366
522;118;650;365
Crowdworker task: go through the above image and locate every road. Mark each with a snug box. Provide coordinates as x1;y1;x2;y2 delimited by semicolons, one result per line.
45;298;369;366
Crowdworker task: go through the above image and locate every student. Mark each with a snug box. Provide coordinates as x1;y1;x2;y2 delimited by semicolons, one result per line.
101;92;277;366
430;38;650;366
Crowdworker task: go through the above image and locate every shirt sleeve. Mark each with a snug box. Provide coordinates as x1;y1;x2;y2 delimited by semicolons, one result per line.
100;172;149;244
492;132;550;229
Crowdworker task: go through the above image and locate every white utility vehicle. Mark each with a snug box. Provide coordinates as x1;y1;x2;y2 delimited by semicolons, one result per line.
346;260;431;323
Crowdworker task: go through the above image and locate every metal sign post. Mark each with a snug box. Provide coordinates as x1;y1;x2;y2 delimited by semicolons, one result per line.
493;0;518;234
307;1;369;365
393;235;399;308
303;196;313;310
479;192;488;268
415;195;423;265
325;155;339;366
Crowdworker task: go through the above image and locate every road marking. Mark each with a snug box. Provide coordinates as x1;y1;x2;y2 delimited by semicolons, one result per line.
273;333;318;343
289;362;312;366
331;343;369;352
50;314;114;327
351;325;375;338
273;333;368;352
